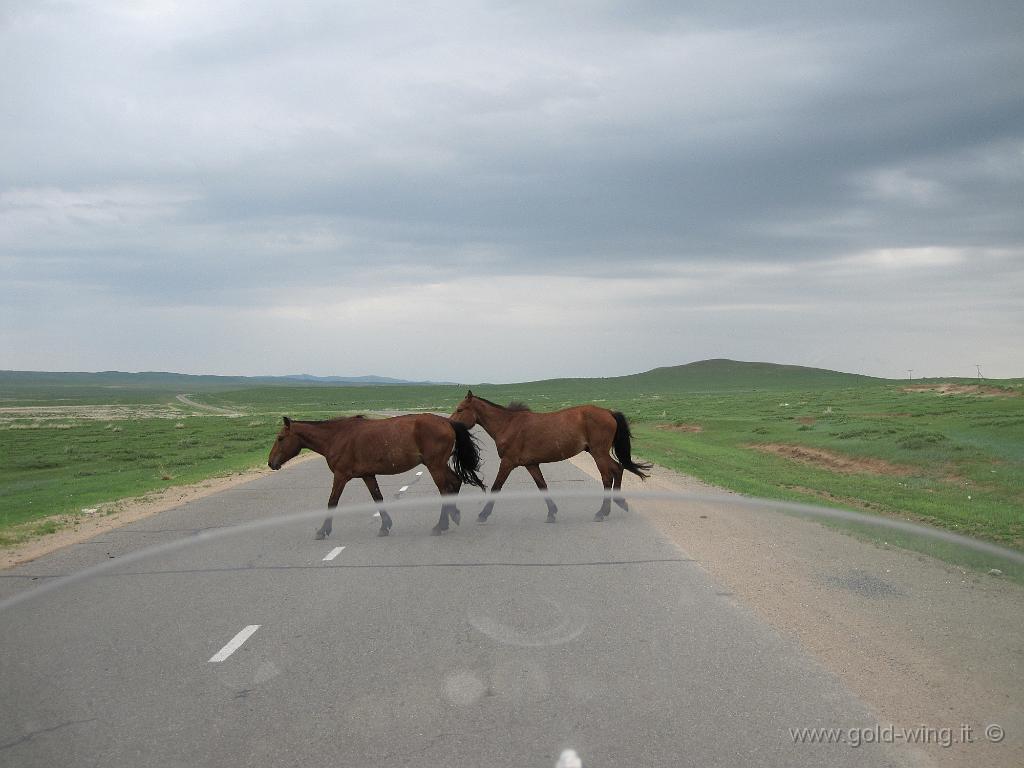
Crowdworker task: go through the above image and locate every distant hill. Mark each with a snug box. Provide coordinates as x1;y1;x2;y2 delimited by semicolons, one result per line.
0;359;918;402
620;359;878;390
281;374;454;385
0;370;452;394
502;359;879;394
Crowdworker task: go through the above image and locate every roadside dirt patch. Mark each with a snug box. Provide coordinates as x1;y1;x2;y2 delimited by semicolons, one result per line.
0;404;185;422
657;422;704;433
175;393;244;416
780;484;892;514
747;443;913;476
903;383;1019;397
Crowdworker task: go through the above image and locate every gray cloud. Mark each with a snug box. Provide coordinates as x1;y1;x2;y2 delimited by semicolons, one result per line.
2;1;1023;379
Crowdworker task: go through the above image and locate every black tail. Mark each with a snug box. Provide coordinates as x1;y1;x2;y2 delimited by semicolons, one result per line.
449;421;487;489
611;411;652;479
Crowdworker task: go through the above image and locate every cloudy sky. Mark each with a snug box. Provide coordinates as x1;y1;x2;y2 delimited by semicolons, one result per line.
2;1;1023;381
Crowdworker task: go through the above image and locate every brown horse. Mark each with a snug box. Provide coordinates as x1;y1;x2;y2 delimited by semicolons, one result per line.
450;391;651;522
267;414;486;537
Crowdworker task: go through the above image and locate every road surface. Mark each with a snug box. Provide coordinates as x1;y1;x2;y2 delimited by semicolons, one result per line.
2;433;919;767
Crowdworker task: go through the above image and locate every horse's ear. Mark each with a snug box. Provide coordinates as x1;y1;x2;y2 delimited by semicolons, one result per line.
282;416;291;428
466;389;474;399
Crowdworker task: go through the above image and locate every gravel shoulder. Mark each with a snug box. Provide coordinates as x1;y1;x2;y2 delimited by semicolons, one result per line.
569;454;1024;768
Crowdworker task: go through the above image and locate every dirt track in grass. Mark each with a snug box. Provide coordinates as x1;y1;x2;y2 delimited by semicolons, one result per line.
747;442;914;476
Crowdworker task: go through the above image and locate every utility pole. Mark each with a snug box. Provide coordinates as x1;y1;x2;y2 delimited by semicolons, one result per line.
975;364;984;380
907;369;913;381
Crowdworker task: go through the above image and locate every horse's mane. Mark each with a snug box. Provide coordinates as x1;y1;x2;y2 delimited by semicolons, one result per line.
475;396;531;412
297;415;366;424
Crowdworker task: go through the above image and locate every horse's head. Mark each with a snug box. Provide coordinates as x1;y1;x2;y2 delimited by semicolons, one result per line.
268;416;302;470
450;390;479;427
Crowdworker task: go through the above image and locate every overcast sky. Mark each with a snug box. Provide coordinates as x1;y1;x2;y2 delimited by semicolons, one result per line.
2;1;1023;382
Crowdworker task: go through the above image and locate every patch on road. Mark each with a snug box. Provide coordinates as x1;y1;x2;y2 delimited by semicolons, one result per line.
821;569;906;599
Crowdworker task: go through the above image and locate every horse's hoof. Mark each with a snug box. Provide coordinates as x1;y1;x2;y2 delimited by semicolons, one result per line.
315;531;327;540
377;528;389;537
593;513;606;522
477;514;489;523
431;527;445;536
450;509;461;526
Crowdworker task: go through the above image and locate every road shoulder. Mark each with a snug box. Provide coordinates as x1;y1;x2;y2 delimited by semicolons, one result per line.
568;454;1023;768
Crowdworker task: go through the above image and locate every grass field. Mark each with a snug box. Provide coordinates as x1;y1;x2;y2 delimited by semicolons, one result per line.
2;361;1022;558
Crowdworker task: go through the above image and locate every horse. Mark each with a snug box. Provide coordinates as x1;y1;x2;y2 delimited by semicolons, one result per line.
267;413;486;537
450;391;651;522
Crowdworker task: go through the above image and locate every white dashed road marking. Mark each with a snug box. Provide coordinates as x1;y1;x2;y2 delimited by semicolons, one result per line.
322;546;346;561
394;469;426;499
209;625;260;663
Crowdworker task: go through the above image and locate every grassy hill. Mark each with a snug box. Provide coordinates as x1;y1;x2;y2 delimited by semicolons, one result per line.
0;359;878;412
620;358;878;390
0;359;986;406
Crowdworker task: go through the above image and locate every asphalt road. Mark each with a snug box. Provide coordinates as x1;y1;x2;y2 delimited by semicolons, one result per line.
0;434;910;768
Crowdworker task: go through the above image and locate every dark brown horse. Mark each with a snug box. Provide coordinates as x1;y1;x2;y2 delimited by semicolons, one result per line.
267;414;485;537
450;391;651;522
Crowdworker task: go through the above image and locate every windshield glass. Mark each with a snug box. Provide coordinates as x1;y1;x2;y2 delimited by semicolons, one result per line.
3;2;1022;767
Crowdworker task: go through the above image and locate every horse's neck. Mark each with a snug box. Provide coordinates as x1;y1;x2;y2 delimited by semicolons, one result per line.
475;403;516;441
294;421;340;459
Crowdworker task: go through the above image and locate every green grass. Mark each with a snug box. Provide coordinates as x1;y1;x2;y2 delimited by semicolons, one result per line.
2;361;1022;559
0;416;276;545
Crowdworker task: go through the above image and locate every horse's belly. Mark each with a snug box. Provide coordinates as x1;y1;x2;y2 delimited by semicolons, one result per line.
354;446;420;476
524;438;586;465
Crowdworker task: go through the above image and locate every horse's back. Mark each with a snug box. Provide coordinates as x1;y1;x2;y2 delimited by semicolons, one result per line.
497;405;611;463
405;413;457;454
541;404;616;432
330;414;453;474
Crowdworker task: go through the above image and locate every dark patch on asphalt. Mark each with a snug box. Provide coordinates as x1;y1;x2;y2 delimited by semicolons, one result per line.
822;569;906;598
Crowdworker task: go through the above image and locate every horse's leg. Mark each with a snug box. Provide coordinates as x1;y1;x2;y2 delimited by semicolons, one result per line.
525;464;558;522
478;459;514;522
426;463;459;535
611;460;629;511
317;472;350;539
362;476;393;536
445;468;463;526
591;454;615;521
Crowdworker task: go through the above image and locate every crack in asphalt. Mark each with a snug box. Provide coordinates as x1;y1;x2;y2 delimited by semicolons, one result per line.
1;558;693;581
0;719;99;751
